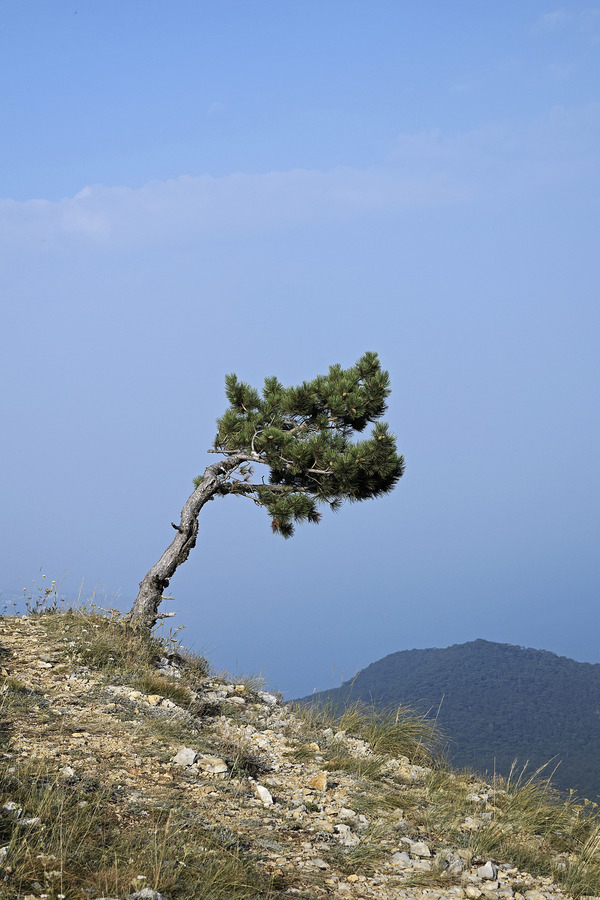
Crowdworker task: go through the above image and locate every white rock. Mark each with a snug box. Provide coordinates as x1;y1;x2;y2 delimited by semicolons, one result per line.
2;802;21;816
258;691;278;706
172;747;198;766
477;860;498;880
391;851;412;867
0;846;8;862
128;891;166;900
197;755;228;774
337;807;357;821
411;840;431;858
252;782;274;806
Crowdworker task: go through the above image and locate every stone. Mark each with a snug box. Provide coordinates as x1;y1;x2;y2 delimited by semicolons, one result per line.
172;747;197;766
436;850;465;875
2;801;21;816
338;832;360;848
391;851;412;867
146;694;163;706
258;691;278;706
307;771;328;791
252;782;274;806
465;888;483;899
196;755;228;774
157;657;181;678
313;819;335;834
337;807;357;820
128;891;166;900
411;840;431;858
478;861;499;880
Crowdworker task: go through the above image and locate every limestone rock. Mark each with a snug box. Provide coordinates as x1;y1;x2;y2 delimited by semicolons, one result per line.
478;861;499;880
411;840;431;858
196;755;228;774
128;891;166;900
258;691;278;706
252;782;274;806
172;747;198;766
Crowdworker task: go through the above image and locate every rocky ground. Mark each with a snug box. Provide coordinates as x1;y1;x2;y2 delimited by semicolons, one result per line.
0;612;596;900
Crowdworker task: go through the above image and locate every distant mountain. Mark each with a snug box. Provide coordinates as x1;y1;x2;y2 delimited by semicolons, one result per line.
297;639;600;800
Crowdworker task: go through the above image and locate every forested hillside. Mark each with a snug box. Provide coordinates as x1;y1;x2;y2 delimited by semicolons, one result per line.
300;640;600;800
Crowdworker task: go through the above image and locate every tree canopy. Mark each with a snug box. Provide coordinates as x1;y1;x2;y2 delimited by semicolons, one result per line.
209;350;404;537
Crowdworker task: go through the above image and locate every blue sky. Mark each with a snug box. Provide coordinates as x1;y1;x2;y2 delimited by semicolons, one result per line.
1;2;599;697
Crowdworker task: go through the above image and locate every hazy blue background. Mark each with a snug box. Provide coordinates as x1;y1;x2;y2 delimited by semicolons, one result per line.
2;2;599;698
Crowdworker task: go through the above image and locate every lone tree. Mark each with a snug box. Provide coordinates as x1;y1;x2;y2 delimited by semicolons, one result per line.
128;352;405;632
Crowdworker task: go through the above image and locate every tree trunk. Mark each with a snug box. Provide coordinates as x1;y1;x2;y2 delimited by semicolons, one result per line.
128;453;248;632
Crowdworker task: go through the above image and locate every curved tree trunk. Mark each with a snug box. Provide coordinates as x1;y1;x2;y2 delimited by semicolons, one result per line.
128;453;248;632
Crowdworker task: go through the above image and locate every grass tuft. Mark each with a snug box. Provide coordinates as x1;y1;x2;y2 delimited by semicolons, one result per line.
289;698;442;764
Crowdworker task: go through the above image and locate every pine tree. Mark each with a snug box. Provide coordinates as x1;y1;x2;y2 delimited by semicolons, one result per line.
128;352;405;631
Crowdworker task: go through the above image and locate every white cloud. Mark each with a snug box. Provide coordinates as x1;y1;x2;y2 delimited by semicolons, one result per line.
0;166;462;251
1;104;598;254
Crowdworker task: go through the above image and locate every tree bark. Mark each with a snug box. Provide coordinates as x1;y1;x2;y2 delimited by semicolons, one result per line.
128;452;252;632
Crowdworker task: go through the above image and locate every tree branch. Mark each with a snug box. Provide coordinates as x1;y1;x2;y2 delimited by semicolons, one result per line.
218;482;310;496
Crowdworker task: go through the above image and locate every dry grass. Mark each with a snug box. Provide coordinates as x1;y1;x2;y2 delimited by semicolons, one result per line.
0;758;272;899
289;697;442;765
0;609;276;899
